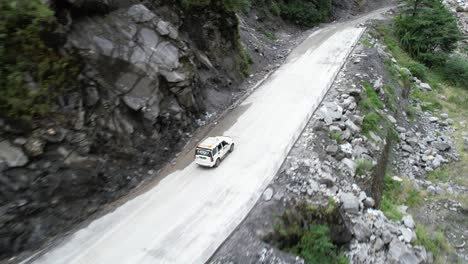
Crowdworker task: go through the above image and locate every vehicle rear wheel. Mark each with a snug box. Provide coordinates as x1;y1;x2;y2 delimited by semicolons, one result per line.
229;144;235;153
214;158;220;168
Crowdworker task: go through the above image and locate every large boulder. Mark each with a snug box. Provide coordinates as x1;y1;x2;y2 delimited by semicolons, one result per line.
0;140;28;168
387;239;420;264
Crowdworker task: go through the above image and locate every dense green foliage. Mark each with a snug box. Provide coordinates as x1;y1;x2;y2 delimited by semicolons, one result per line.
440;55;468;89
394;0;462;66
293;225;349;264
267;202;349;264
181;0;251;11
0;0;80;120
279;0;331;27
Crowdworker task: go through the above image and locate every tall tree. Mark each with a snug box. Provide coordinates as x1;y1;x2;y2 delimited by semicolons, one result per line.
395;0;463;65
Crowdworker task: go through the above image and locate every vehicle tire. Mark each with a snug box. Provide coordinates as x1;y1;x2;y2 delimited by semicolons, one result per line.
214;159;220;168
229;144;235;153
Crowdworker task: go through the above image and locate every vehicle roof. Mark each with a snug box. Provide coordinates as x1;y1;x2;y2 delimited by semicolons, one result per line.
197;136;230;149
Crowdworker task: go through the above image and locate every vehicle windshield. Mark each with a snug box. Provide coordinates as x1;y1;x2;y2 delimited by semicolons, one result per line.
196;148;212;157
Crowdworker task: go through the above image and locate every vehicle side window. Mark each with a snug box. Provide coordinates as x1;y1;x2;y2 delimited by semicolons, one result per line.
222;141;227;147
218;144;222;152
212;147;217;156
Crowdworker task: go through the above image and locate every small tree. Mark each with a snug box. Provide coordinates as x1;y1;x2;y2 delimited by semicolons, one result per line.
395;0;462;65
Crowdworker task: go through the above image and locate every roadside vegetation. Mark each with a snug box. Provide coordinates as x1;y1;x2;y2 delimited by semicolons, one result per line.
372;0;467;262
265;201;349;264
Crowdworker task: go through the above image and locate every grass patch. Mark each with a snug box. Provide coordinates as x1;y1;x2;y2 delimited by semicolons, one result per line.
380;174;424;220
360;37;373;48
361;81;384;111
238;47;253;77
356;159;374;176
426;166;450;183
330;131;343;143
362;112;380;135
264;31;277;41
414;225;452;259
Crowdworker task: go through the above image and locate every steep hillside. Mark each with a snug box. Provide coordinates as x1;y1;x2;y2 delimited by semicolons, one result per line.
0;0;391;260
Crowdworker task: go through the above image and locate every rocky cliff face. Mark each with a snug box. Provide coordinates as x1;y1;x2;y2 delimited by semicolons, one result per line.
0;0;245;259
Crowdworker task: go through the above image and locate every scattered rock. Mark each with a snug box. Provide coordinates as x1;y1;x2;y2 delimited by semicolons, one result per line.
401;144;414;153
387;115;397;124
387;239;419;264
433;141;450;152
340;192;360;214
419;82;432;91
363;197;375;208
263;187;274;201
353;219;372;242
402;215;415;229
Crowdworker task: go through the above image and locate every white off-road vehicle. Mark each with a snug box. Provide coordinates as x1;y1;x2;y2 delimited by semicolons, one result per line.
195;136;235;167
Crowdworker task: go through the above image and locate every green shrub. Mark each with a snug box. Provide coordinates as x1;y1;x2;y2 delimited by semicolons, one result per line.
280;0;331;27
293;225;349;264
330;131;343;143
394;0;462;66
362;112;380;134
361;81;384;111
267;202;349;264
356;159;374;176
270;0;281;16
439;55;468;89
406;62;428;81
0;0;81;121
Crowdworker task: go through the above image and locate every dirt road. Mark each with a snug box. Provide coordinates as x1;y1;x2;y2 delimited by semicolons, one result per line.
26;8;390;264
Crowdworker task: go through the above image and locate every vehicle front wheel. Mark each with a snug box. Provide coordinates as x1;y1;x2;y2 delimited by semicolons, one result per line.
229;144;235;153
214;159;220;168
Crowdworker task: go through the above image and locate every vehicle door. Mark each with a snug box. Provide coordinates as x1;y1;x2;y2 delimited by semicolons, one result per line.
220;142;229;158
216;144;224;159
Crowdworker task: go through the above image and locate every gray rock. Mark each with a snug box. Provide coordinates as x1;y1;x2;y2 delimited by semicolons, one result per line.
0;140;28;167
401;144;414;153
345;119;361;134
429;116;439;123
387;239;419;264
353;219;372;242
388;115;397;124
326;144;338;155
405;137;418;147
399;226;414;243
396;126;406;133
413;246;428;264
368;131;382;143
363;197;375;208
340;192;360;214
402;215;415;229
318;102;343;125
464;137;468;151
440;113;448;119
85;86;100;106
419;82;432;91
341;158;356;175
127;4;156;23
263;187;274;201
318;173;335;187
23;136;45;157
382;230;393;244
374;237;385;252
340;143;353;157
433;141;450;152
